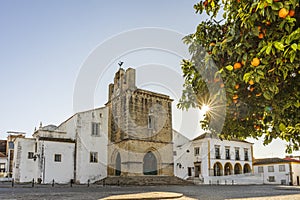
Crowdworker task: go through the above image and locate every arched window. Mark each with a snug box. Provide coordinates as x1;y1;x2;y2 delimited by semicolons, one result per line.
224;163;233;175
244;163;251;174
234;163;242;174
213;162;223;176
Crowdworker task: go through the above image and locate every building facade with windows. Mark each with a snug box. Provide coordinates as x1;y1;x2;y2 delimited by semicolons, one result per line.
0;140;7;178
174;132;254;184
12;67;174;183
13;107;108;184
253;157;300;185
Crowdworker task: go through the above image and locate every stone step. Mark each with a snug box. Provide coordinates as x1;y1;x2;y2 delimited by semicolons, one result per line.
95;176;194;186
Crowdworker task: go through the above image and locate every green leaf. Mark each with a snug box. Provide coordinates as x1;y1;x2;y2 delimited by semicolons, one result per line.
243;72;251;82
279;123;286;132
266;43;272;55
225;65;233;71
291;43;297;51
290;51;296;62
257;70;264;76
274;41;285;51
263;91;272;100
271;2;283;10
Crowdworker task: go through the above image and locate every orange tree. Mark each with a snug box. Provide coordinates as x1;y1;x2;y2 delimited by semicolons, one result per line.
178;0;300;152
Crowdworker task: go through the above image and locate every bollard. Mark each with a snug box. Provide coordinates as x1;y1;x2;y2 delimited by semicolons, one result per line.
52;179;55;187
87;179;90;187
217;180;219;185
103;179;105;187
32;178;35;187
225;180;227;185
12;178;14;187
209;180;211;185
232;180;234;185
117;180;120;186
70;179;73;187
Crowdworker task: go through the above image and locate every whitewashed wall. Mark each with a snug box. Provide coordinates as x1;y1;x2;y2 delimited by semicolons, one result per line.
41;140;75;184
173;131;193;179
290;162;300;185
75;107;108;183
253;163;290;185
12;138;37;182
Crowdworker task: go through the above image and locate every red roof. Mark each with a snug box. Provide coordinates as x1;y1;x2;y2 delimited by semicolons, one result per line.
284;157;300;163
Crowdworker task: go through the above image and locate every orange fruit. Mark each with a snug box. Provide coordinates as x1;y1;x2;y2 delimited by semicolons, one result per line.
279;8;289;19
289;10;295;17
234;62;242;69
237;0;240;3
256;93;262;97
258;33;264;39
249;80;255;85
209;42;216;46
233;94;239;100
257;26;261;31
233;99;238;104
251;57;260;67
235;84;240;89
220;83;225;88
266;21;271;26
203;0;208;7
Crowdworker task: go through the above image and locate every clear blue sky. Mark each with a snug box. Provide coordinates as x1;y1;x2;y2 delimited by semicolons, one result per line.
0;0;296;158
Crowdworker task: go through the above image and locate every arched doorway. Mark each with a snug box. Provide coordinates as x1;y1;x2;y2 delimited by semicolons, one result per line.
234;163;242;174
213;162;223;176
243;163;251;174
143;151;157;175
115;152;121;176
224;163;233;175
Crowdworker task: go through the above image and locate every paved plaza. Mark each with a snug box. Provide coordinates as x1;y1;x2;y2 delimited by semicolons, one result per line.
0;183;300;200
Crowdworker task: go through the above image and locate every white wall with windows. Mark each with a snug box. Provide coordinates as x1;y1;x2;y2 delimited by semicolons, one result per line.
12;138;37;182
192;135;253;180
254;163;290;185
41;140;75;184
173;130;193;179
12;107;108;184
174;132;254;184
75;107;108;183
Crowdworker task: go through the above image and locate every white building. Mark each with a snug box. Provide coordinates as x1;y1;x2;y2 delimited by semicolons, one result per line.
0;152;7;178
13;107;108;184
174;132;258;184
253;157;300;185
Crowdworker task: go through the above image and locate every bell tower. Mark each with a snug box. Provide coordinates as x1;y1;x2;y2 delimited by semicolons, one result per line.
106;67;174;177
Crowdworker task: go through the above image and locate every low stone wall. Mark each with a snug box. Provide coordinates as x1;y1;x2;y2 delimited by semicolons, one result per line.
203;173;263;185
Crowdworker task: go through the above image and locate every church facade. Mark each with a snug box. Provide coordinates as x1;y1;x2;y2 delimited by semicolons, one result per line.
12;68;174;184
106;68;174;177
12;67;254;184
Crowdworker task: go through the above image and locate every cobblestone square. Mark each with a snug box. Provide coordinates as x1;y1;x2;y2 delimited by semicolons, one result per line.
0;183;300;200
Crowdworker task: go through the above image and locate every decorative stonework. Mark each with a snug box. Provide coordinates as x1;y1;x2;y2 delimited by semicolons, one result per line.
107;68;174;176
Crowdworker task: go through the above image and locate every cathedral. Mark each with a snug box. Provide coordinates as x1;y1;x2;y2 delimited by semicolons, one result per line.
12;67;174;184
12;67;254;185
